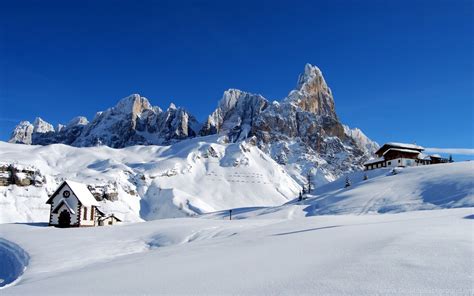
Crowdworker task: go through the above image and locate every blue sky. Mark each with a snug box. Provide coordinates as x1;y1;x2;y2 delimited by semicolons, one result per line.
0;0;472;158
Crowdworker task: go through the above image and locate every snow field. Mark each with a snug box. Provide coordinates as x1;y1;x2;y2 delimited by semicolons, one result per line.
0;208;472;295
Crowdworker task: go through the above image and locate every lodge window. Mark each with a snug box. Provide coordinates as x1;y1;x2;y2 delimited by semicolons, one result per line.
398;159;401;163
388;161;391;165
83;207;88;220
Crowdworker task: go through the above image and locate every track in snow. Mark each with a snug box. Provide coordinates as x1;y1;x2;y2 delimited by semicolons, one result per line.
0;238;29;289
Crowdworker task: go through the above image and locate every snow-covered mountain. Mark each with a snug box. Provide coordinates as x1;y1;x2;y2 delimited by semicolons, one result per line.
9;94;200;147
8;64;378;186
200;64;377;184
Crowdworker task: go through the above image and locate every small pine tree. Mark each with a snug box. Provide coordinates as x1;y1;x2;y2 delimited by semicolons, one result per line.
306;173;312;194
448;155;454;163
302;186;306;195
345;176;351;188
298;191;303;201
363;173;368;181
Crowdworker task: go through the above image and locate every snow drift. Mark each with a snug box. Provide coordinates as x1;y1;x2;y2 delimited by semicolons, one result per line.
0;238;29;289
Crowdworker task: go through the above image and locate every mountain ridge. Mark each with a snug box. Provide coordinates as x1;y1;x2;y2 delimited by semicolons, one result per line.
9;63;378;184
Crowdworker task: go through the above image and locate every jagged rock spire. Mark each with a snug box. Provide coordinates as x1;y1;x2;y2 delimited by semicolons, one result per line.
287;63;336;117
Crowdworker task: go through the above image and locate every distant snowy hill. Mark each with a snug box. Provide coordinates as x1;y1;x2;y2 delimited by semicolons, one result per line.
305;161;474;215
8;64;378;186
202;162;474;220
0;138;300;223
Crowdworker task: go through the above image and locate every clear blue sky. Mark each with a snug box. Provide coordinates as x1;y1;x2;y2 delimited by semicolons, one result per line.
1;0;472;157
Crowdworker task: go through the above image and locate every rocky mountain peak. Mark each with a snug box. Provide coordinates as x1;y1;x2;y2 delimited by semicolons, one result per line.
200;88;268;140
287;63;335;117
168;103;177;110
296;63;325;90
8;121;34;144
33;117;54;133
114;94;152;115
218;89;244;113
67;116;89;128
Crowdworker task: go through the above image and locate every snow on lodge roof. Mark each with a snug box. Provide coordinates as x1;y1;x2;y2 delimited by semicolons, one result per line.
385;142;424;150
382;148;421;156
375;142;424;156
47;180;99;207
363;157;385;165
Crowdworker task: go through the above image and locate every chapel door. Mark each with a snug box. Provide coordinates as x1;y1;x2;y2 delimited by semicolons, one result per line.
58;210;71;227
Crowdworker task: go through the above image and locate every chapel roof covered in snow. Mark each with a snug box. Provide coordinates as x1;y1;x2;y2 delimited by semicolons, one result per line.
46;180;99;207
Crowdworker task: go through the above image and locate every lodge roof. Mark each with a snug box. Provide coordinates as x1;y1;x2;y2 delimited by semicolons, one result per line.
382;148;421;156
375;142;424;155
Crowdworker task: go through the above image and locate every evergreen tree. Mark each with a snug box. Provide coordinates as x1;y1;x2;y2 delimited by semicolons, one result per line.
306;173;312;194
298;191;303;201
363;173;368;180
448;155;454;163
345;176;351;188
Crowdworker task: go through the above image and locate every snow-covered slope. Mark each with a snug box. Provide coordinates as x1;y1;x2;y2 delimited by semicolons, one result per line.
306;161;474;215
0;138;300;223
207;162;474;220
1;208;472;294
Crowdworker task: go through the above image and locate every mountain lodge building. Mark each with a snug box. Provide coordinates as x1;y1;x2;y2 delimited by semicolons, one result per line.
364;142;448;170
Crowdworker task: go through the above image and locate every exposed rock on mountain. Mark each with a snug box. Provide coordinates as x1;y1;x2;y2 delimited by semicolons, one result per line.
200;89;268;141
10;94;200;148
289;63;336;116
8;64;378;184
9;121;34;144
202;64;377;183
0;163;45;187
